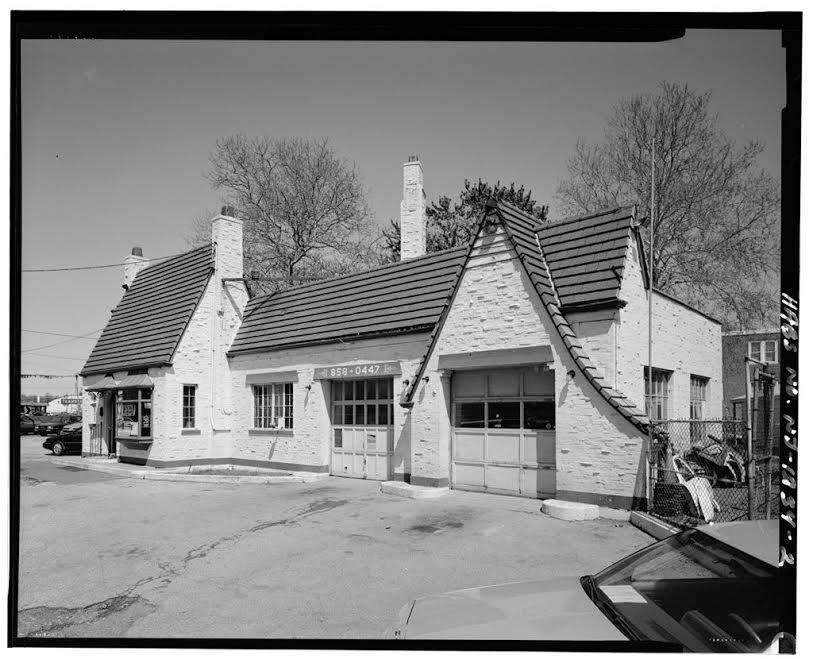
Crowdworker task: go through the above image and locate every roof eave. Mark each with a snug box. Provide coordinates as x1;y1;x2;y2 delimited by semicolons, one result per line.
227;325;435;358
80;360;172;378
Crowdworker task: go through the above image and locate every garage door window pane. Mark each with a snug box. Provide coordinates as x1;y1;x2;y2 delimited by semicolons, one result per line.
488;371;520;397
378;404;388;425
343;405;354;425
334;428;342;448
524;370;554;396
333;405;342;424
455;402;485;428
366;404;377;425
355;381;366;400
488;401;520;428
344;381;355;401
355;404;365;425
524;401;556;429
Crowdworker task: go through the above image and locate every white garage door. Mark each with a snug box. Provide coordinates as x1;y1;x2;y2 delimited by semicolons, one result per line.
452;367;556;497
330;378;394;480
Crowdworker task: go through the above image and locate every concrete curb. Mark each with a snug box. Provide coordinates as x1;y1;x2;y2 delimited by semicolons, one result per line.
629;511;680;540
50;457;329;485
541;499;600;521
137;471;327;484
381;481;450;499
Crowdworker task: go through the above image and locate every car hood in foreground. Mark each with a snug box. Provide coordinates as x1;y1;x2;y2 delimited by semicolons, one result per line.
397;576;627;640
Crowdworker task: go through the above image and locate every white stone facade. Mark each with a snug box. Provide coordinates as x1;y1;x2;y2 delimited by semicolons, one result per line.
82;203;720;511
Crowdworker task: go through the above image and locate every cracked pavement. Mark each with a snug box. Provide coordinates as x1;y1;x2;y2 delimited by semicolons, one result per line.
16;435;651;638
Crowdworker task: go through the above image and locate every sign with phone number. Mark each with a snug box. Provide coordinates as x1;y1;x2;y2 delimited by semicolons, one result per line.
314;361;401;380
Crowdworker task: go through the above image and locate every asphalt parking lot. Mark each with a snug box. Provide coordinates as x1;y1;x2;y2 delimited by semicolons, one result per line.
16;435;651;639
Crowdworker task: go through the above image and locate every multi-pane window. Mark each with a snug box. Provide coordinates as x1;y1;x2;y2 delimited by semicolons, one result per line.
644;368;670;421
182;385;196;428
689;376;708;421
115;388;152;438
749;340;778;363
253;383;293;429
332;378;394;427
452;371;555;430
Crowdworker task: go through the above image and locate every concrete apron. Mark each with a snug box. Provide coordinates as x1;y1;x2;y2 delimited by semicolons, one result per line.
50;456;328;484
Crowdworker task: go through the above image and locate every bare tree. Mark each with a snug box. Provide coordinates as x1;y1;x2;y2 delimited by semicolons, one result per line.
197;135;378;294
556;82;780;330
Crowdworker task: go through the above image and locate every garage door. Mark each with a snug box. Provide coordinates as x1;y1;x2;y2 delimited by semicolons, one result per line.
330;378;394;480
452;368;556;497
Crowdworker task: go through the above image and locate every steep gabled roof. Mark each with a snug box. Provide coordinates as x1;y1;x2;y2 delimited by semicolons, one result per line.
535;206;637;311
81;245;214;376
228;247;468;355
496;201;649;432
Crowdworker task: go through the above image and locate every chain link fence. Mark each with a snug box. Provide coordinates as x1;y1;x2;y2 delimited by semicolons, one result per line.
648;420;778;527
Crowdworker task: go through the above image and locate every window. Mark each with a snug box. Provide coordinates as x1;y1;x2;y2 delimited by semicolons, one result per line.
182;385;196;428
689;376;708;421
253;383;293;429
452;370;556;430
748;339;778;363
332;378;393;427
644;368;670;421
115;388;152;439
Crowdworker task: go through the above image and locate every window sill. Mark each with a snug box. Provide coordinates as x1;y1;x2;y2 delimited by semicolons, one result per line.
116;437;153;443
248;428;294;436
181;428;201;435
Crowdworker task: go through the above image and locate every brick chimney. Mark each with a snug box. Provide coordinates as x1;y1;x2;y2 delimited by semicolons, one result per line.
400;156;426;260
211;205;243;280
123;247;149;290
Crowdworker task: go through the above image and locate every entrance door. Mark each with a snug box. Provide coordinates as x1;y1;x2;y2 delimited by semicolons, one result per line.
105;392;117;456
330;378;394;480
452;367;556;497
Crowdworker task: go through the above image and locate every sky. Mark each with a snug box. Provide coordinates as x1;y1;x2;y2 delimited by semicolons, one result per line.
19;30;786;397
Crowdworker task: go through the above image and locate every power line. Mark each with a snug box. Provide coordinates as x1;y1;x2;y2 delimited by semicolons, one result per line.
22;327;104;353
21;373;77;378
22;352;87;362
22;251;187;273
22;329;102;339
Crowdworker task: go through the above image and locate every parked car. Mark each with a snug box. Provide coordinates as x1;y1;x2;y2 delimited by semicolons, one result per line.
42;421;82;456
20;413;35;435
389;520;784;651
33;414;80;436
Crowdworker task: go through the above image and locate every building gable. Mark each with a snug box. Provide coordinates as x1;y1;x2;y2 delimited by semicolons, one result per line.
81;245;214;376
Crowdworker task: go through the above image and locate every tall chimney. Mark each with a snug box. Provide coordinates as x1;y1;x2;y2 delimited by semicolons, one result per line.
123;247;149;290
211;206;244;280
400;155;426;260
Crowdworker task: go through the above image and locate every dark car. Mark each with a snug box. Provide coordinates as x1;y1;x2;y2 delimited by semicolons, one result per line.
42;421;83;456
20;413;35;435
34;414;80;436
390;521;784;652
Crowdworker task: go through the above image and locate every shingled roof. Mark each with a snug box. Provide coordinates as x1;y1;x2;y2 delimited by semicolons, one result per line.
81;245;214;376
495;201;650;433
535;206;638;311
228;246;468;355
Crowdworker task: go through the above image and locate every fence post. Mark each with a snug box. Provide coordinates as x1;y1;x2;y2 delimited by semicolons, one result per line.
745;360;756;520
764;458;772;520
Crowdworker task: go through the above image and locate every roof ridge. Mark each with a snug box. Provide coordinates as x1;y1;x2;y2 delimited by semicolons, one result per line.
138;243;212;275
536;205;635;232
248;245;469;305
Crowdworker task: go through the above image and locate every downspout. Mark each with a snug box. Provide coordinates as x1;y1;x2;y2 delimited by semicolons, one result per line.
210;241;228;432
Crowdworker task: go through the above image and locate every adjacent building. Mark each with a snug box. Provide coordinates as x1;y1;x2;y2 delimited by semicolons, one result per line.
722;329;780;450
81;157;722;510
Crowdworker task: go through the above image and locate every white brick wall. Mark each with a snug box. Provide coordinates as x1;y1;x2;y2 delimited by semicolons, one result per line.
421;226;649;502
616;238;723;419
228;335;429;473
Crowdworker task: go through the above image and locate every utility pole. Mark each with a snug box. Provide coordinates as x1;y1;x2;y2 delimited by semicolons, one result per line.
647;135;655;500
